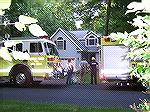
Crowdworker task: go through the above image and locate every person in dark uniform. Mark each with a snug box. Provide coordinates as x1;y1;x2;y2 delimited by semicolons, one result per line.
89;57;98;85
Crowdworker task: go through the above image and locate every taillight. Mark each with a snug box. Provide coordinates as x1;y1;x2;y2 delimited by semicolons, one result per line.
99;74;106;80
47;57;55;61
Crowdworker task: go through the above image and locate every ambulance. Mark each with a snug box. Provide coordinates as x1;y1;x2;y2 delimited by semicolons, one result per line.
99;37;148;90
0;37;64;86
99;37;130;81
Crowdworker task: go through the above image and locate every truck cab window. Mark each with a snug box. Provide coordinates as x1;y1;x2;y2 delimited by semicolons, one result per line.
30;42;43;53
16;43;23;52
44;42;59;56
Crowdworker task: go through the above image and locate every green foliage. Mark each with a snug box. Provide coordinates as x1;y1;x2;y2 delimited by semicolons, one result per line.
4;0;76;37
110;0;150;91
74;0;140;34
74;0;106;33
130;99;150;112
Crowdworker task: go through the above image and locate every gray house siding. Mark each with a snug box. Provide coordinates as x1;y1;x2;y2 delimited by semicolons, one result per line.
51;30;80;70
50;28;101;71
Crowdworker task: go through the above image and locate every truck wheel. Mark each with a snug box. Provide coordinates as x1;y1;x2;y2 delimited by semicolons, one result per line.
12;68;32;86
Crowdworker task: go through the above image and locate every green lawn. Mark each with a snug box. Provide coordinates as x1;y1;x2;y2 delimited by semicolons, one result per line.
0;100;134;112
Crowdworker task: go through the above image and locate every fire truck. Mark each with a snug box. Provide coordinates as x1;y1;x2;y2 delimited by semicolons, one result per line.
0;37;64;86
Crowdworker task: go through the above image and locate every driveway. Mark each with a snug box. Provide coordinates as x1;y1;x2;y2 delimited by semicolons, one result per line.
0;79;150;108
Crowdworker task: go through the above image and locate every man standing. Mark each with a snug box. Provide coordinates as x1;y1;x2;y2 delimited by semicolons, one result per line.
66;58;74;85
79;58;89;84
89;57;98;85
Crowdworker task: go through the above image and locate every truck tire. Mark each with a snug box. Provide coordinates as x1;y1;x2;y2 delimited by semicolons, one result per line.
10;66;32;86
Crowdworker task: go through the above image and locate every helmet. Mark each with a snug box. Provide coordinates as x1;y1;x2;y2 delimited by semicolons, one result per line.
91;57;95;60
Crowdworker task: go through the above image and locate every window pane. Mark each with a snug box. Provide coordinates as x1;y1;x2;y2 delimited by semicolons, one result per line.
30;43;43;53
44;42;59;56
16;43;22;52
57;41;63;50
89;39;95;45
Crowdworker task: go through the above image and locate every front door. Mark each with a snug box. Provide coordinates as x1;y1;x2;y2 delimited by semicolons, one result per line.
81;52;96;62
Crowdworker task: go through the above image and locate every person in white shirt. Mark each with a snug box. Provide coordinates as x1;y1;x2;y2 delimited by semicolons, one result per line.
66;58;74;85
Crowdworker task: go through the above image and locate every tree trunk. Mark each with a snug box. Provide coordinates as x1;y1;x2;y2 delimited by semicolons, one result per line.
104;0;111;36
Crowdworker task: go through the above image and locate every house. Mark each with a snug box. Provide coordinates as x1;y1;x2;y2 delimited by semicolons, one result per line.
50;28;101;71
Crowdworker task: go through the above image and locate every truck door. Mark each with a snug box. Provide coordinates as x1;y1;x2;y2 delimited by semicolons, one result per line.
28;41;46;74
102;45;130;80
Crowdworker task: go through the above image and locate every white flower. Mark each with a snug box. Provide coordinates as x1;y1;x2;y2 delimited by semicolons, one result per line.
29;24;48;37
15;22;26;31
132;16;148;28
19;15;38;25
127;2;144;10
117;32;127;39
142;0;150;12
12;51;30;60
130;29;145;36
0;47;12;61
126;2;144;14
4;40;22;47
0;0;11;10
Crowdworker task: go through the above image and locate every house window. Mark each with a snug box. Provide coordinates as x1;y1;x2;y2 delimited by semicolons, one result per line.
56;37;66;50
87;36;97;46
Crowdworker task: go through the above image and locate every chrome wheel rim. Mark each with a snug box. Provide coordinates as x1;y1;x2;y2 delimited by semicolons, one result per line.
16;73;26;85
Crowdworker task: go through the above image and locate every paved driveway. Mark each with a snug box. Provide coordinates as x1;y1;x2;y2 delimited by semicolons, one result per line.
0;79;150;108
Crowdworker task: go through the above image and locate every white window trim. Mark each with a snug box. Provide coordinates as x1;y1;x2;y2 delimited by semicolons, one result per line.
56;37;64;50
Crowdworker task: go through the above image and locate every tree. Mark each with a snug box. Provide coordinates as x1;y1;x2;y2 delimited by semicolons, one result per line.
104;0;112;36
0;0;48;61
110;1;150;110
110;0;150;90
4;0;76;37
74;0;141;35
74;0;105;33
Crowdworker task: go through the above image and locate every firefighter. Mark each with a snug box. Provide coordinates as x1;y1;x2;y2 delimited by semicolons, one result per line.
89;57;98;85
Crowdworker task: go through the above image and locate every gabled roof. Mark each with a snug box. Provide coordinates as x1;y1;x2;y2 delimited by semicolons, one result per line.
50;28;88;51
84;31;101;39
63;29;88;51
50;28;100;52
70;30;89;39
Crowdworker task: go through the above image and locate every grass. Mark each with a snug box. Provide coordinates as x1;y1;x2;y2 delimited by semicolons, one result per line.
75;71;94;84
0;100;134;112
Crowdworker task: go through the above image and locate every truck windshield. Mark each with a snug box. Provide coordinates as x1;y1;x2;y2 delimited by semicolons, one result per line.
44;42;59;56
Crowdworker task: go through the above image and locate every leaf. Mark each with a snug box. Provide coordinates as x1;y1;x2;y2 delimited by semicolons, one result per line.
143;53;150;59
15;22;26;31
0;10;5;15
29;24;48;37
137;66;144;74
0;0;11;10
19;15;38;25
142;0;150;12
12;51;30;60
145;68;150;74
130;29;145;36
0;47;12;61
127;2;144;11
125;9;137;14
